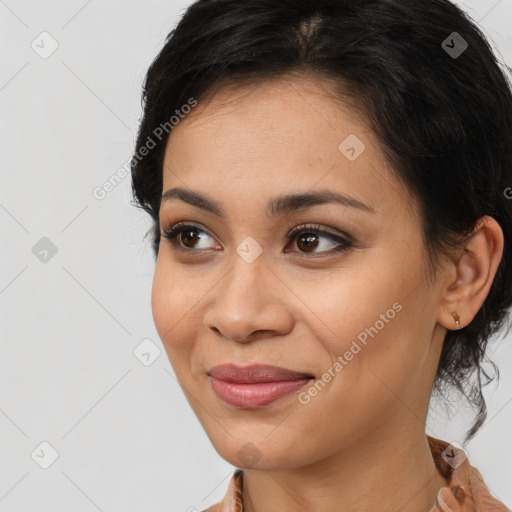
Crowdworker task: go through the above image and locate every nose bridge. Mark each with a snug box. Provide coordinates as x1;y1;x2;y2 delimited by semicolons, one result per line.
225;237;267;299
234;234;265;267
205;239;287;341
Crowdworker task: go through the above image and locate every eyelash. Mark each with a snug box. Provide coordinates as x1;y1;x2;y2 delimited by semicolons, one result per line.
160;221;354;256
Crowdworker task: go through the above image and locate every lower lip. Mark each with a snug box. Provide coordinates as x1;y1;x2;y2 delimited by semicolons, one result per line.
209;376;312;408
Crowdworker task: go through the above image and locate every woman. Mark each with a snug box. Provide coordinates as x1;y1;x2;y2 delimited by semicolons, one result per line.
130;0;512;510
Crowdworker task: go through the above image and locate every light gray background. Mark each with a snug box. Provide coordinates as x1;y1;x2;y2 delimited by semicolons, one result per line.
0;1;511;510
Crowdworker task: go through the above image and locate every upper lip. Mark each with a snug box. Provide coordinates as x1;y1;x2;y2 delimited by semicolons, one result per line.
208;364;314;383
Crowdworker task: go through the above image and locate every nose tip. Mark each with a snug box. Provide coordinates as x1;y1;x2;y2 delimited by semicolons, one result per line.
204;263;294;343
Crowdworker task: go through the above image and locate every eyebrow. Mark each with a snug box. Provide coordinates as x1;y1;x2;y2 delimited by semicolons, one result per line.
160;187;376;218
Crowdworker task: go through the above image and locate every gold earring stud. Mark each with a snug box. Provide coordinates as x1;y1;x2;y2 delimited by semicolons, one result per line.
452;311;461;329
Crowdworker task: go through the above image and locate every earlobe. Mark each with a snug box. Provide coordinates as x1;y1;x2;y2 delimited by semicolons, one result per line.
451;311;461;329
438;215;504;331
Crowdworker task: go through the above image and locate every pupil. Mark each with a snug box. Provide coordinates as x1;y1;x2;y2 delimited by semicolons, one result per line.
299;233;318;252
183;228;199;247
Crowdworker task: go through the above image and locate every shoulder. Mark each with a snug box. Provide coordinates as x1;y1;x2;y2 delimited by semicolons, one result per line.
428;436;509;511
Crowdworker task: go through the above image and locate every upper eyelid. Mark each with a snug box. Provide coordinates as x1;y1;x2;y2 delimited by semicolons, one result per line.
162;221;352;245
161;220;212;235
162;221;345;235
287;223;352;240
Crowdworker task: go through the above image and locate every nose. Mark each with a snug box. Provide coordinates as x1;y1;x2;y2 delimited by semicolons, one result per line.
203;253;294;343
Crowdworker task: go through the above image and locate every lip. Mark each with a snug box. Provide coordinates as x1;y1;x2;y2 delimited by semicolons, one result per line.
208;363;314;383
208;364;314;409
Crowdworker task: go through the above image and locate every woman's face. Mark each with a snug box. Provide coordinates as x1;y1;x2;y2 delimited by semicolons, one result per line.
152;75;448;470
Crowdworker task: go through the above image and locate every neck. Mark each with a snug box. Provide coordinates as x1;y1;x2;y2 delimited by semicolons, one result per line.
242;424;448;512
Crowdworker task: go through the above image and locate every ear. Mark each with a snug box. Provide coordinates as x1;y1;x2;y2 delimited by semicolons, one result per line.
437;215;504;330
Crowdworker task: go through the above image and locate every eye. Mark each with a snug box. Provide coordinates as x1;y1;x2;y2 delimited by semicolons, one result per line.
161;221;219;251
285;223;353;255
160;221;354;256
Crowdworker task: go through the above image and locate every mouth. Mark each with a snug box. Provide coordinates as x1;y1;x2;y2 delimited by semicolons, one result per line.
207;363;315;408
207;363;315;383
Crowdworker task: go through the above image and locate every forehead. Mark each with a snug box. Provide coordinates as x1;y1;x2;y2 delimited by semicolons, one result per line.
162;75;414;218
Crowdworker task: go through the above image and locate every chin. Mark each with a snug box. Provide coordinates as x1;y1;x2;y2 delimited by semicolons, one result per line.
209;434;304;471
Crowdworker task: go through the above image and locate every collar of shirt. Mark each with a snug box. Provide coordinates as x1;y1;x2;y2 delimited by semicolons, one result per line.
201;436;509;512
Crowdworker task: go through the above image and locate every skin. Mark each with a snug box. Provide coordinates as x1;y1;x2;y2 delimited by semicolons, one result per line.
151;74;504;512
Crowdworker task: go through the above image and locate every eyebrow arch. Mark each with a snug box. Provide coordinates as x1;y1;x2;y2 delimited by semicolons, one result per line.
160;187;376;218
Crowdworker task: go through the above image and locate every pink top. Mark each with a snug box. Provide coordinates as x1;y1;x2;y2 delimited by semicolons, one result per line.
202;437;509;512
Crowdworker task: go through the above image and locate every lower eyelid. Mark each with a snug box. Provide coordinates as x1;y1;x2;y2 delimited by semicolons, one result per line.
285;234;353;254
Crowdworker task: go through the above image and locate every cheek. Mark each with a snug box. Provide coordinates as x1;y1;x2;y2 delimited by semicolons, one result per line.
302;255;430;388
151;263;207;388
297;261;405;351
151;260;196;354
151;262;171;337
